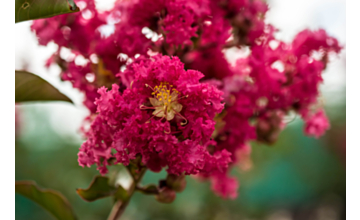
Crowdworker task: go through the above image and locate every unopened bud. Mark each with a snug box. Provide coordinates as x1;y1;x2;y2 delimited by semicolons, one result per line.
155;187;176;204
166;174;187;192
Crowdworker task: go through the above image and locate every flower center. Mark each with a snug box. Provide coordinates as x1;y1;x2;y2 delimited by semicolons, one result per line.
141;82;188;126
149;82;183;121
153;82;178;105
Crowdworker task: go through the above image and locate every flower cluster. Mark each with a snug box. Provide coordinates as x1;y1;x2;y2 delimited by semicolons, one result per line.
78;55;230;177
32;0;341;199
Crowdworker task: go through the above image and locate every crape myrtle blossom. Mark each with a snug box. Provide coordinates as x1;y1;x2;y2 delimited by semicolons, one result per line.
31;0;111;112
304;109;330;138
31;0;149;112
31;0;342;199
210;172;239;199
213;28;341;154
31;0;105;56
78;55;231;177
30;0;270;113
204;29;341;197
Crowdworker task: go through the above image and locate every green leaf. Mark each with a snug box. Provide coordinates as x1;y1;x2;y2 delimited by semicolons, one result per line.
15;181;77;220
76;176;128;202
15;70;72;103
114;184;129;201
15;0;79;23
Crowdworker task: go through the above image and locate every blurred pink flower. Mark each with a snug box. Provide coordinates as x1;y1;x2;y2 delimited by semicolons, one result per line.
304;109;330;138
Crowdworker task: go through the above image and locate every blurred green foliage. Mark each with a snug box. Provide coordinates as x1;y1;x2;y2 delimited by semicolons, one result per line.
15;0;79;23
15;99;345;220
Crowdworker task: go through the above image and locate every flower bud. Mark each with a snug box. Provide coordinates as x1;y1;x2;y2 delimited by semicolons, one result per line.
155;187;176;204
166;174;187;192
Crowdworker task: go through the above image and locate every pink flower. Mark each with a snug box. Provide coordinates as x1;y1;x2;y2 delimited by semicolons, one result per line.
161;2;199;47
78;54;231;175
210;172;239;199
95;24;150;61
31;0;342;199
304;109;330;138
31;0;105;56
291;29;342;58
184;47;234;80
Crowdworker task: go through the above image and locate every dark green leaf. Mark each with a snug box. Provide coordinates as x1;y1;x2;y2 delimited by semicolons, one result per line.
15;70;72;103
15;181;77;220
15;0;79;23
76;176;128;202
114;184;129;201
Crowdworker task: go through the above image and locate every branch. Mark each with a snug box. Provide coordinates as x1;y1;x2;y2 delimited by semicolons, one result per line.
107;168;147;220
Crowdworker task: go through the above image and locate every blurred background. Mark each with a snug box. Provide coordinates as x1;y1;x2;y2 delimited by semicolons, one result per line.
15;0;346;219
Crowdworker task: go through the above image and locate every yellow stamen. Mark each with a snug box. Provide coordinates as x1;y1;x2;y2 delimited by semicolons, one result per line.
143;82;185;122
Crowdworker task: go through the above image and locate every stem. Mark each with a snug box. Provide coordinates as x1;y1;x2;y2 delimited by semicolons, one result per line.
107;168;147;220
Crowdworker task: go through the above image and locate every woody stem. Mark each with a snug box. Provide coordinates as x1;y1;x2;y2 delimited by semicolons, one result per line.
107;168;147;220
